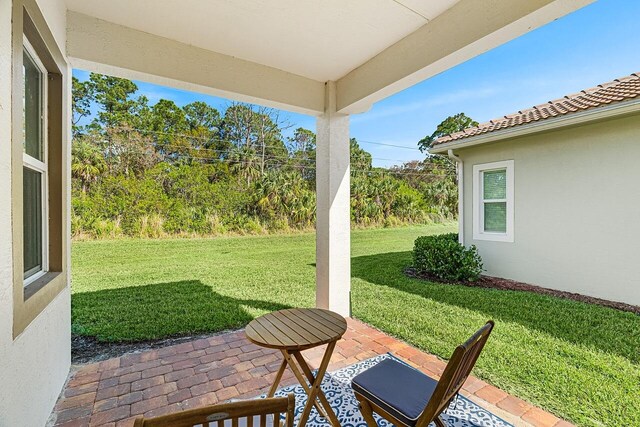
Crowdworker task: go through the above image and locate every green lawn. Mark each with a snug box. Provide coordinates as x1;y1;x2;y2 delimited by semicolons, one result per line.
72;225;640;426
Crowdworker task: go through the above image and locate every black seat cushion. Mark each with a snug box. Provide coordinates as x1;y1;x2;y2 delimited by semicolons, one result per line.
351;358;438;426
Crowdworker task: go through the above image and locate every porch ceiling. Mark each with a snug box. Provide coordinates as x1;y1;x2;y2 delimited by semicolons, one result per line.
64;0;459;83
64;0;594;115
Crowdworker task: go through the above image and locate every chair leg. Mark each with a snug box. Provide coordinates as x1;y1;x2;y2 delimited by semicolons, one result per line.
434;415;447;427
355;395;378;427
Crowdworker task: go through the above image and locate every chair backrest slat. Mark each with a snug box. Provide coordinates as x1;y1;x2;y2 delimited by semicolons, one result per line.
284;393;294;427
416;321;494;427
133;395;294;427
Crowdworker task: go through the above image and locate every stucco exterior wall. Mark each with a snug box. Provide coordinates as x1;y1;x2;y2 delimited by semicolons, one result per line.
0;291;71;427
458;114;640;306
0;1;71;426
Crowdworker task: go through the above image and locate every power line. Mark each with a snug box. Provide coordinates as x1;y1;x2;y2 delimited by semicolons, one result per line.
146;152;457;178
100;126;455;171
114;126;425;154
112;126;428;162
101;143;457;177
357;139;423;151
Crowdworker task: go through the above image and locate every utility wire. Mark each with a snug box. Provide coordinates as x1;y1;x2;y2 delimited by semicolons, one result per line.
115;126;425;154
143;152;456;178
102;126;457;173
357;139;423;151
102;143;457;177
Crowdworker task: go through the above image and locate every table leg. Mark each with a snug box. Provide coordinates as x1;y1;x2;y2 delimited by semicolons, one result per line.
296;341;341;427
292;351;341;427
267;358;288;397
281;350;329;420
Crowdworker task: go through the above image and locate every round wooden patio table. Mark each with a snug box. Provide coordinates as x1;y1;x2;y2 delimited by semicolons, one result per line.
245;308;347;427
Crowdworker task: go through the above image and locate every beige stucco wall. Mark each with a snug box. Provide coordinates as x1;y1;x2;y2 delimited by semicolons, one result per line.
458;113;640;306
0;1;71;426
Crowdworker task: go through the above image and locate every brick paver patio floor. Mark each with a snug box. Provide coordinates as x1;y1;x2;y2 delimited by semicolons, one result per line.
49;319;574;427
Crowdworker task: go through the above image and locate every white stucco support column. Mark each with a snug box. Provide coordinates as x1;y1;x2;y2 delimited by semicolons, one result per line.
316;81;351;317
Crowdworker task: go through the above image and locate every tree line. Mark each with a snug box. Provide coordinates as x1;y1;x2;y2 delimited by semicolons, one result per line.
71;73;467;238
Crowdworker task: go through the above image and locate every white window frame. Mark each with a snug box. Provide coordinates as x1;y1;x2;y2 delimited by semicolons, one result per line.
22;35;49;286
473;160;514;242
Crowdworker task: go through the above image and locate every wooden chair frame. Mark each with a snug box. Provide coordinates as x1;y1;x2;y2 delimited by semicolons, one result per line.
355;321;495;427
132;394;295;427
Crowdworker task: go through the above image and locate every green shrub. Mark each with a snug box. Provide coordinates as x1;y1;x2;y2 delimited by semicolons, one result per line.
140;214;165;238
383;215;402;228
244;218;265;235
205;214;227;236
92;218;122;239
412;233;483;282
269;217;290;232
70;153;453;239
224;214;264;235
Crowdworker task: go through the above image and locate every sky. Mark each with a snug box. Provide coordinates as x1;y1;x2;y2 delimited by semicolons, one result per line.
73;0;639;168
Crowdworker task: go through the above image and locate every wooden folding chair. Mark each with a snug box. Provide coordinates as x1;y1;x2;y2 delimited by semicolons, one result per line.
132;394;295;427
352;321;494;427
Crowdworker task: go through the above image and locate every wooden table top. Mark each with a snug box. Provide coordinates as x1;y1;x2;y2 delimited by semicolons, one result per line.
245;308;347;351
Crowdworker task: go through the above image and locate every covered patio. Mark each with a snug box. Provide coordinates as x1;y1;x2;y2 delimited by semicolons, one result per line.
1;1;593;426
50;319;567;427
60;0;593;320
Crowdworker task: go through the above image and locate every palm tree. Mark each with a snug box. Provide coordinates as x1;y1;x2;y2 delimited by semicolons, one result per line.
422;177;458;219
229;146;261;185
255;170;315;227
71;140;106;193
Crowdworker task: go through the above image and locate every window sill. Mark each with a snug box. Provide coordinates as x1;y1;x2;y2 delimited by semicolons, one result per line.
14;270;66;338
24;271;61;301
473;233;514;243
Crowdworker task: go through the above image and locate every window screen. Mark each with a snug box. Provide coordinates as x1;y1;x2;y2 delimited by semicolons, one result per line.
482;169;507;233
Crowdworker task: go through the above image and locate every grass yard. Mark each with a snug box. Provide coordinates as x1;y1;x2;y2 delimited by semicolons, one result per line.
72;224;640;426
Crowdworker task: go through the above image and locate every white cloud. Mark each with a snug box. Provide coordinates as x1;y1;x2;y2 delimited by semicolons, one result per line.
352;86;500;123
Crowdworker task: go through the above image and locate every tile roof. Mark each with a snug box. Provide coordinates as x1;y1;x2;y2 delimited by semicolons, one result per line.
433;72;640;146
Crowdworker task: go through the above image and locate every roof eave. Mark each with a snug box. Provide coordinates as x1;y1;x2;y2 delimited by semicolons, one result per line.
429;98;640;154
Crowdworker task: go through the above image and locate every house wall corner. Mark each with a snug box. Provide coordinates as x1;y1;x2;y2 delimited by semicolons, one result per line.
0;0;71;425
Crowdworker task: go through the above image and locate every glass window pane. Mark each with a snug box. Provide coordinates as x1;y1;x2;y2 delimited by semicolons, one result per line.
24;167;43;279
23;49;43;161
483;169;506;200
484;202;506;233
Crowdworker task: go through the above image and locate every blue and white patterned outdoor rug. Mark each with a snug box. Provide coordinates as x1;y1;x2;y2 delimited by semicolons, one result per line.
269;353;513;427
